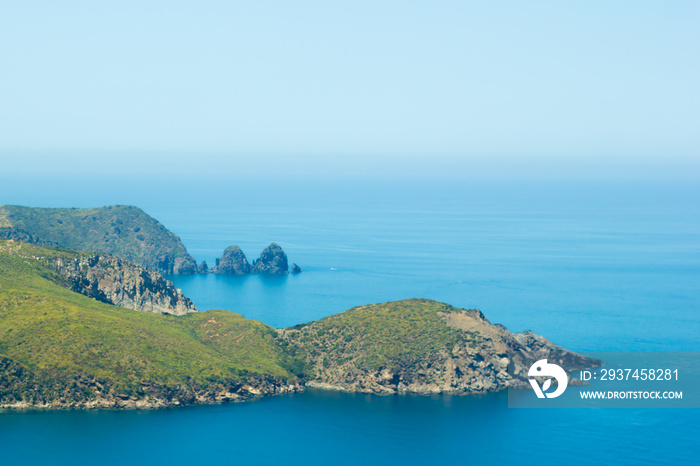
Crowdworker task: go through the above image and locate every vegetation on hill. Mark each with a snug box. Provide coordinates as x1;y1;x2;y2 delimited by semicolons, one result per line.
281;299;600;394
0;241;599;408
0;205;197;274
0;242;303;408
283;299;473;372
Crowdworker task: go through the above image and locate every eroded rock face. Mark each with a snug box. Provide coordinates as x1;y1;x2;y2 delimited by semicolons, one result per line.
250;243;288;274
212;246;250;274
50;254;198;315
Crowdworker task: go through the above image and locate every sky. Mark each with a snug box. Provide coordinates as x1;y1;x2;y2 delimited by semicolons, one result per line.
0;1;698;177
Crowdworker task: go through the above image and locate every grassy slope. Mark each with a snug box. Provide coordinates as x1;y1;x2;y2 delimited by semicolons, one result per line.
283;299;476;372
0;242;297;396
0;205;195;273
1;241;532;405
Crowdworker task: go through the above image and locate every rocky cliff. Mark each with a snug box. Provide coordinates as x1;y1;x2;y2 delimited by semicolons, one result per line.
0;240;197;315
50;253;198;315
0;205;197;274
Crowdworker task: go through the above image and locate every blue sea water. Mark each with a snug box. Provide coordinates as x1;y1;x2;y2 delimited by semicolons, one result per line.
0;175;698;465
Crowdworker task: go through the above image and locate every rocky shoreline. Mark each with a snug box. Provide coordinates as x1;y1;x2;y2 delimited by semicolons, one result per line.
0;382;301;411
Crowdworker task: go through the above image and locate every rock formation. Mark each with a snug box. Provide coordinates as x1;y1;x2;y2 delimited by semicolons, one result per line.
212;246;250;274
50;253;198;315
250;243;289;274
213;243;299;275
197;260;209;274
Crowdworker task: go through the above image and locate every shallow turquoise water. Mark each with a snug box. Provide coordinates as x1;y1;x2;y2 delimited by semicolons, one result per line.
0;175;698;464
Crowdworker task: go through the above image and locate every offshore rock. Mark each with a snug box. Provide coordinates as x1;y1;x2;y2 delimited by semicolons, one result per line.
197;260;209;274
290;263;302;274
213;246;250;274
250;243;288;274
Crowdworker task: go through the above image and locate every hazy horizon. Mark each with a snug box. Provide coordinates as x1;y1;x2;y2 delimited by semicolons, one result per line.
1;1;698;166
1;152;698;181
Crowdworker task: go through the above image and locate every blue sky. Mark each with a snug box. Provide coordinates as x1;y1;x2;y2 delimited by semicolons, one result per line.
1;1;698;176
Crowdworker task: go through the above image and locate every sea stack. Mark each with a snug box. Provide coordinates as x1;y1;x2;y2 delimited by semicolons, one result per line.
250;243;288;274
212;246;251;274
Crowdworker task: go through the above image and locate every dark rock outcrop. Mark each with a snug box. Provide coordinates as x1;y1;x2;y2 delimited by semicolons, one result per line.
250;243;288;274
50;253;198;315
197;260;209;274
213;243;296;275
213;246;250;274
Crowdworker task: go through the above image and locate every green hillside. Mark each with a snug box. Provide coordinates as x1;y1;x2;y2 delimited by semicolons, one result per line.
281;299;600;394
0;205;197;274
282;299;472;373
0;241;598;407
0;241;301;407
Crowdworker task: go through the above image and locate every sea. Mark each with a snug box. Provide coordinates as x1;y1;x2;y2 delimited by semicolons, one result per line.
0;174;698;465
